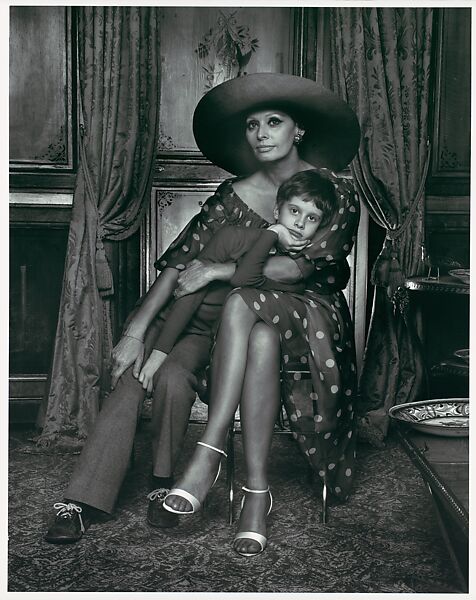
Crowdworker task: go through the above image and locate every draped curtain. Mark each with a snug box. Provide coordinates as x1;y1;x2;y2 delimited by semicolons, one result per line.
36;7;161;447
329;8;433;445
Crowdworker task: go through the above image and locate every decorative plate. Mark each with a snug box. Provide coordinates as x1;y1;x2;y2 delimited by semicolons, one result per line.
389;398;469;437
448;269;470;285
454;349;470;363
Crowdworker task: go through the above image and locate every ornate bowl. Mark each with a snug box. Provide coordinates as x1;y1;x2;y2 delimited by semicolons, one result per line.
448;269;470;285
454;348;470;363
389;398;469;437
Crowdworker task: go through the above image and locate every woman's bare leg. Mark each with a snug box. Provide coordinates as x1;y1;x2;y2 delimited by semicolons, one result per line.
165;293;260;512
234;322;281;555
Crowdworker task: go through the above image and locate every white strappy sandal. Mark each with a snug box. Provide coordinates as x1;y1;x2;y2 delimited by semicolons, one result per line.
233;486;273;557
163;441;227;514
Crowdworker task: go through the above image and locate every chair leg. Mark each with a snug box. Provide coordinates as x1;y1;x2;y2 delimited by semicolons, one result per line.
226;424;235;524
306;464;314;485
322;482;328;524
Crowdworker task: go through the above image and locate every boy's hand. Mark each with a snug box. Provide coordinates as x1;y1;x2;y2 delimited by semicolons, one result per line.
138;350;168;394
268;224;309;253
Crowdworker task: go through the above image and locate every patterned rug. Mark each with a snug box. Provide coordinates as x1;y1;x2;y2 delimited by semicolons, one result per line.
8;422;461;593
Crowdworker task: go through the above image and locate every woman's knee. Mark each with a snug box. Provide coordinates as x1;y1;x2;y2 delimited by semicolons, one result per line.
248;322;280;361
220;293;257;332
222;292;249;317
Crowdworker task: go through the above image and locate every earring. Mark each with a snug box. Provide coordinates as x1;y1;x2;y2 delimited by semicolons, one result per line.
294;132;303;145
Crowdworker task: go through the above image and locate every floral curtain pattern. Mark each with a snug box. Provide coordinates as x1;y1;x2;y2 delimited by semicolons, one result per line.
329;8;433;445
36;7;161;447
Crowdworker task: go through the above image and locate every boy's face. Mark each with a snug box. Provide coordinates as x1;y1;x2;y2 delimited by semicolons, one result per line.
276;196;324;241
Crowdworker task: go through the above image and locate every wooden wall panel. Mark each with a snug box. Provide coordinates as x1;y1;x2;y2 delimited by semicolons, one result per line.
158;7;293;152
9;6;75;171
143;186;217;291
426;196;470;269
425;8;470;275
428;8;470;195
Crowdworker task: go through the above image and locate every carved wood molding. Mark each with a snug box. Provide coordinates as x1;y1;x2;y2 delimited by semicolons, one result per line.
157;191;179;216
10;206;72;226
426;196;469;214
426;196;469;233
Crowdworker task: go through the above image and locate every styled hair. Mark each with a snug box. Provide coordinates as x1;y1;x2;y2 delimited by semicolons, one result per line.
276;169;337;228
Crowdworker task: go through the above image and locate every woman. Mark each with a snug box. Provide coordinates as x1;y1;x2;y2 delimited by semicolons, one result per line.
44;73;360;549
161;74;361;556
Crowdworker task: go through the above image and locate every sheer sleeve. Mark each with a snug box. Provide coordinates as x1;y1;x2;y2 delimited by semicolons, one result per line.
304;170;360;263
289;169;360;292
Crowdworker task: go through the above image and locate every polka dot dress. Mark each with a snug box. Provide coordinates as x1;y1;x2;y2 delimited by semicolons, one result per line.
156;170;360;501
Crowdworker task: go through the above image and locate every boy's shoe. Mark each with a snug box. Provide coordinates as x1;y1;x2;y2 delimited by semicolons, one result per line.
44;501;91;544
147;488;179;528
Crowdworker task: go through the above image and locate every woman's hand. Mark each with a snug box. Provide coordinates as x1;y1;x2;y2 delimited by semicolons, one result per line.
110;335;145;390
138;349;167;394
174;259;217;299
268;224;310;254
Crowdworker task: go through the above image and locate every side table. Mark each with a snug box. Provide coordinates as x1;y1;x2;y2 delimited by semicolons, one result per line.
396;424;468;592
403;276;469;398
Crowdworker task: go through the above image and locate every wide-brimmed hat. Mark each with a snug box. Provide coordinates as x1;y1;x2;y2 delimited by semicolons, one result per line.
193;73;360;175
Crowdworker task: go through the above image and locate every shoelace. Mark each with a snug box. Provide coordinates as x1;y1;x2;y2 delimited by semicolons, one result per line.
147;488;170;503
53;502;85;533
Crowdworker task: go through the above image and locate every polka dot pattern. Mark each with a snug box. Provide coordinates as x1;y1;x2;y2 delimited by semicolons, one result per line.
154;172;359;502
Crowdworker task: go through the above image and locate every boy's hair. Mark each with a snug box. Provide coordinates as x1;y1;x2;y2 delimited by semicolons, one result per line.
276;169;337;228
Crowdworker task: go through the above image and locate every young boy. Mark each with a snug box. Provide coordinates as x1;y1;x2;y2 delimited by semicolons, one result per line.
137;169;338;392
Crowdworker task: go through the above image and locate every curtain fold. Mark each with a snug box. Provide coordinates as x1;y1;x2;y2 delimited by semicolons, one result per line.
36;7;161;448
329;8;433;445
